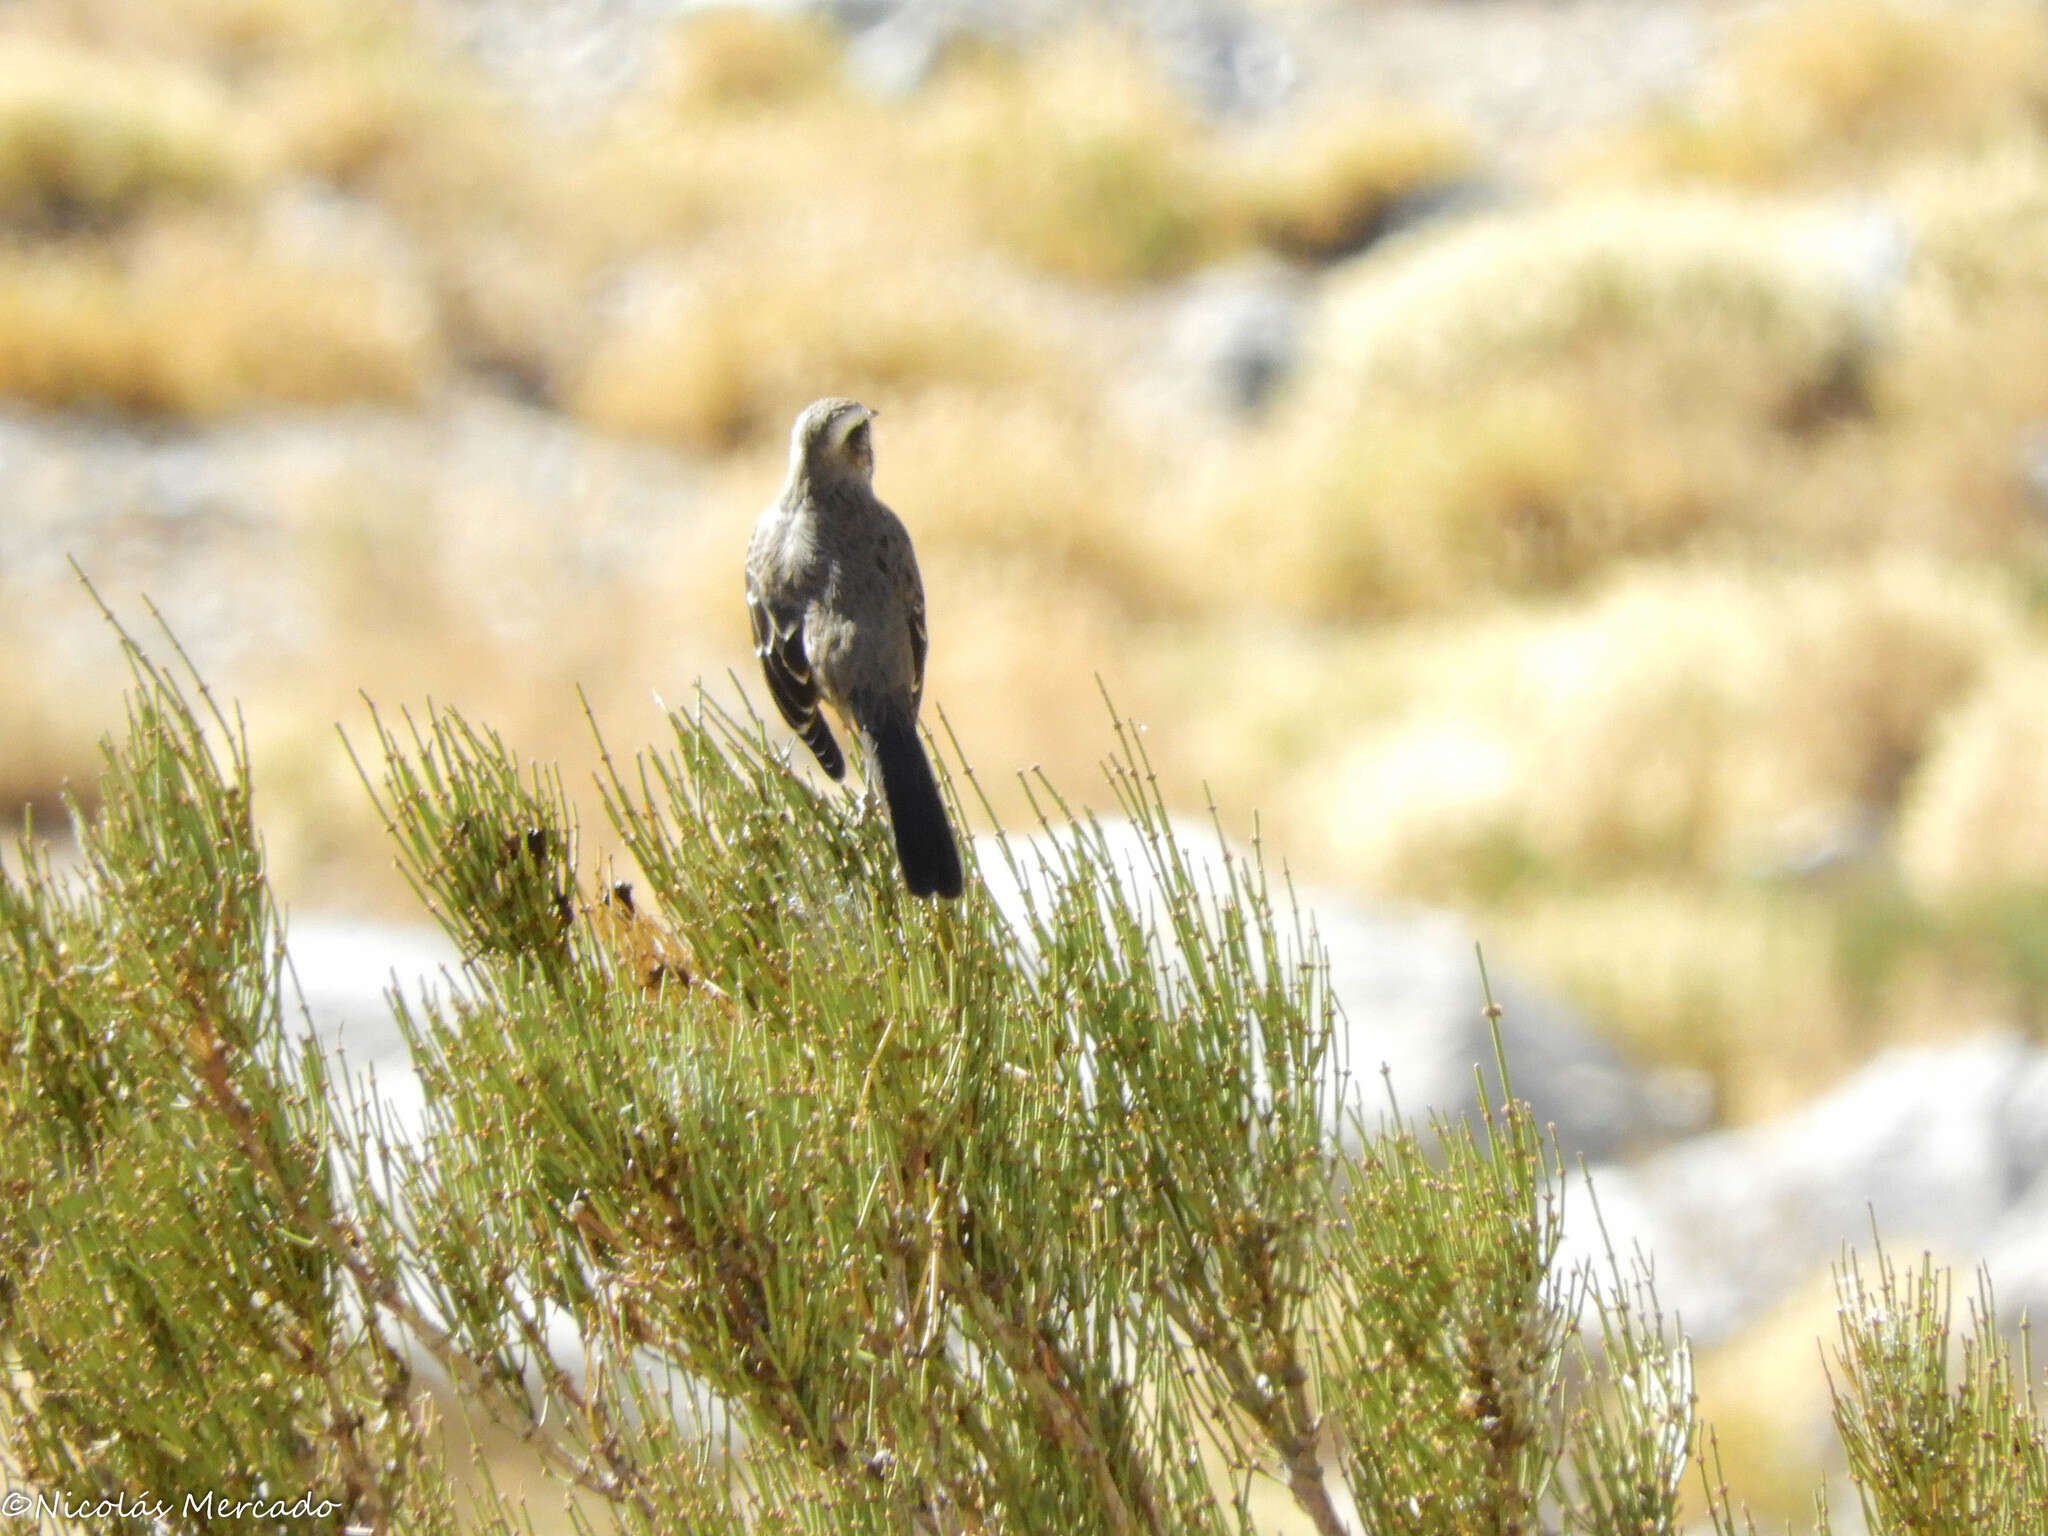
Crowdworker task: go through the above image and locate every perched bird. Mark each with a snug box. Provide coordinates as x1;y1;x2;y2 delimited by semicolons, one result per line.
745;398;965;900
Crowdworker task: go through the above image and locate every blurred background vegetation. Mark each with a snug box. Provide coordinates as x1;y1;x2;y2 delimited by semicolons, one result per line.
7;0;2048;1523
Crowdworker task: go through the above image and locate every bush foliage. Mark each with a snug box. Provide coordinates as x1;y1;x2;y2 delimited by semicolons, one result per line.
1;620;2043;1532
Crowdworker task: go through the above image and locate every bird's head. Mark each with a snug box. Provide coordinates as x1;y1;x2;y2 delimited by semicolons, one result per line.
790;397;877;485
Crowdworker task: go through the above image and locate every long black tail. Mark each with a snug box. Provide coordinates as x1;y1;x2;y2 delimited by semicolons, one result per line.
866;713;964;900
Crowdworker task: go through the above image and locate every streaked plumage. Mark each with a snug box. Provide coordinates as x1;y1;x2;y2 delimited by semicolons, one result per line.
745;399;964;900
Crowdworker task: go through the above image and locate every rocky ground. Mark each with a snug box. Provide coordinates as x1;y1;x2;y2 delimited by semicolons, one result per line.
416;0;1777;160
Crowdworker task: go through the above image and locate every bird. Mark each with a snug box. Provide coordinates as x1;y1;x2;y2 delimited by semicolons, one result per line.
745;398;965;900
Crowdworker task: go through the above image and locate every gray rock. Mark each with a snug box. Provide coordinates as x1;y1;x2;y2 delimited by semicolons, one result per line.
0;386;706;683
418;0;694;119
284;914;461;1150
1321;898;1695;1161
1981;1171;2048;1329
1167;260;1307;415
2020;427;2048;519
1570;1034;2048;1346
1130;0;1294;118
842;5;954;96
834;0;1295;109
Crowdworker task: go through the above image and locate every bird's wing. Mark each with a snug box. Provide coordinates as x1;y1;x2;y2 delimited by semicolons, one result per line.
907;583;928;704
746;585;817;730
746;580;847;780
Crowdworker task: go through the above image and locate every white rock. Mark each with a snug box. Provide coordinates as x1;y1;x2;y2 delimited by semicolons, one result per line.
1571;1034;2048;1345
283;914;460;1152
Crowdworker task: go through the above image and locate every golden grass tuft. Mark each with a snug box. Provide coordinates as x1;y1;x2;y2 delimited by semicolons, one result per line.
280;69;614;391
1201;194;1873;616
567;248;1048;449
925;29;1220;283
1690;1271;1850;1520
657;7;845;114
0;39;259;222
1224;379;1719;615
876;388;1173;605
1896;651;2048;904
1306;193;1865;413
1588;0;2048;188
1316;559;2020;896
0;660;108;833
1225;105;1474;262
261;48;473;188
1495;881;1851;1120
0;208;441;416
914;549;1144;823
23;0;410;65
0;0;552;404
1858;146;2048;563
1903;143;2048;311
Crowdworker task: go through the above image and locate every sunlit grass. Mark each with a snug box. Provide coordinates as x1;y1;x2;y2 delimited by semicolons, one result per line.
1497;880;1854;1122
17;0;413;66
1897;649;2048;903
0;208;440;414
567;247;1053;449
0;661;106;835
1691;1272;1846;1524
655;6;844;114
0;38;258;222
876;386;1180;604
1317;559;2017;890
1582;0;2048;189
1195;193;1882;616
1224;104;1474;261
922;27;1222;283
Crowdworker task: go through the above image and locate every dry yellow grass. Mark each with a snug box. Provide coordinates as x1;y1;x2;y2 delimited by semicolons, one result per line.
873;387;1177;604
923;27;1221;284
1133;551;2044;1120
0;0;428;226
1858;145;2048;556
1496;881;1854;1121
923;33;1474;283
0;661;108;838
16;0;411;66
234;450;707;909
262;45;481;189
1896;650;2048;905
1198;193;1880;617
568;248;1050;450
1903;141;2048;309
1585;0;2048;188
1308;558;2018;894
0;208;440;414
1690;1269;1847;1526
1224;105;1473;261
0;3;1489;444
1306;194;1865;410
0;0;474;416
0;38;259;221
655;7;845;115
